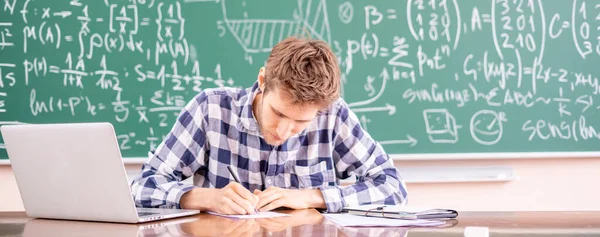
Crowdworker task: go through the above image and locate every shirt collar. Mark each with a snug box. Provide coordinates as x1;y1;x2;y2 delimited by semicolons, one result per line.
238;81;261;133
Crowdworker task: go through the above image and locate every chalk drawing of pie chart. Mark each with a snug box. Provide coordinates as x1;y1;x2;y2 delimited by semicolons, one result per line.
470;110;504;145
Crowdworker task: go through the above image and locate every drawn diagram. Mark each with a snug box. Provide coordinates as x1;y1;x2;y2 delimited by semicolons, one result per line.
378;134;418;147
470;110;507;145
423;109;460;144
220;0;331;58
352;103;396;115
348;67;390;108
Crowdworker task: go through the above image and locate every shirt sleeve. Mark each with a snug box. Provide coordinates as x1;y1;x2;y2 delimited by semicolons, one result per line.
130;92;209;209
319;102;408;213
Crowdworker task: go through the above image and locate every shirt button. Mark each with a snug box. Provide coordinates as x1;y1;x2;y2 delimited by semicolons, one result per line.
267;179;272;184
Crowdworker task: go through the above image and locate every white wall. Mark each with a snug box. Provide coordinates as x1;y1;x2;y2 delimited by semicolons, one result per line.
2;158;600;212
400;158;600;211
0;165;23;212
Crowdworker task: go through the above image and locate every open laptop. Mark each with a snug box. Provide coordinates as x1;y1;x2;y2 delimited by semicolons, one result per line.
0;122;199;223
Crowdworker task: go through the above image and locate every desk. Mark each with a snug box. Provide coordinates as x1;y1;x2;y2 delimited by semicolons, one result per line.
1;210;600;237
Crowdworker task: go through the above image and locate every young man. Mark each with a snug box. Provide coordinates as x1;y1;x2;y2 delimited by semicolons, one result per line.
130;36;407;214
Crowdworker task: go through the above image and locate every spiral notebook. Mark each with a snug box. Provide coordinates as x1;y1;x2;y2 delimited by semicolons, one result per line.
343;204;458;220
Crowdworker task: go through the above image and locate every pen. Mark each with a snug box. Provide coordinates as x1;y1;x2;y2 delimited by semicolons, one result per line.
226;165;259;214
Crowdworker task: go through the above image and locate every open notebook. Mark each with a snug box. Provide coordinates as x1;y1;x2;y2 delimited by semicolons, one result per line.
343;204;458;220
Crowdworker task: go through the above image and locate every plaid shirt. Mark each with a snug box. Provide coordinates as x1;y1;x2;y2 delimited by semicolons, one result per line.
130;82;408;213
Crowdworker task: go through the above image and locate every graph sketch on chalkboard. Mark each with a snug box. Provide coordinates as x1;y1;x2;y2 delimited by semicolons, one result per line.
220;0;331;55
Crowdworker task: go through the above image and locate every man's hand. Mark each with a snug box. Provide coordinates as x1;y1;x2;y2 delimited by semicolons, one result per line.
254;187;326;211
180;183;259;214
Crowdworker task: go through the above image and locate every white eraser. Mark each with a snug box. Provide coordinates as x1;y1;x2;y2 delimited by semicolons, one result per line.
464;226;489;237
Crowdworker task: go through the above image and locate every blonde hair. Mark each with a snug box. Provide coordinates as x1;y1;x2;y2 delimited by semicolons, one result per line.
264;36;340;109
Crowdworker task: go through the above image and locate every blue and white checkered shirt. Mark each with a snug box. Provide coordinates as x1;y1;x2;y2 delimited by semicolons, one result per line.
130;82;408;213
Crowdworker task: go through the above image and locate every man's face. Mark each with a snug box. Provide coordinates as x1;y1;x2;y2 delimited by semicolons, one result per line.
255;88;319;146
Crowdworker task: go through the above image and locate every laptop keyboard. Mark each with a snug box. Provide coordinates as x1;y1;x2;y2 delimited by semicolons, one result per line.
138;211;159;217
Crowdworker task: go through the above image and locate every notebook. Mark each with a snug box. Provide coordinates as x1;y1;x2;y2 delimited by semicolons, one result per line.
343;204;458;220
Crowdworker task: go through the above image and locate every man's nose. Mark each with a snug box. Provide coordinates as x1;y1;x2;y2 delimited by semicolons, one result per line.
276;120;293;139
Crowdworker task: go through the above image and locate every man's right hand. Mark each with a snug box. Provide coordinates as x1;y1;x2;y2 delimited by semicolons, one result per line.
180;183;259;215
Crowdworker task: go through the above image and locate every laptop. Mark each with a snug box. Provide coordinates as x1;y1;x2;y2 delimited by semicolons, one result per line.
0;122;200;223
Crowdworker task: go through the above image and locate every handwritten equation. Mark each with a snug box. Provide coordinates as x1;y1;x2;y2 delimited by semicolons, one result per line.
0;0;235;154
336;0;600;150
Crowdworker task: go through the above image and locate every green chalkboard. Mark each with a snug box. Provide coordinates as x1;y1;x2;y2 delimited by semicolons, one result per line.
1;0;600;160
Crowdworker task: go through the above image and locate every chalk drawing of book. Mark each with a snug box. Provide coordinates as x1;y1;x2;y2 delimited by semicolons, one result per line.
221;0;331;54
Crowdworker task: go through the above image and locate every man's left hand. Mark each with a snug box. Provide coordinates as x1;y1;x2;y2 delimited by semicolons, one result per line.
254;187;326;211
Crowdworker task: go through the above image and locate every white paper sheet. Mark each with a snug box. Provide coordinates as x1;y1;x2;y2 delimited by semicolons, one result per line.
207;211;291;219
323;214;445;227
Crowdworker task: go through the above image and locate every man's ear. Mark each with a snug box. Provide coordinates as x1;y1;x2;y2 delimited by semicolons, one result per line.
257;67;266;91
